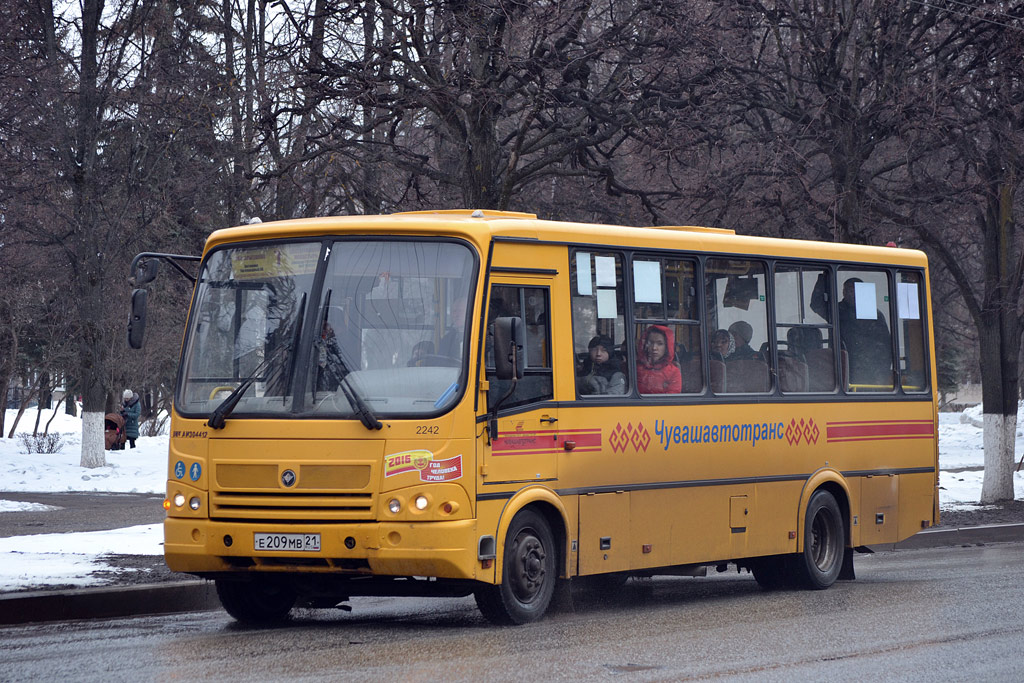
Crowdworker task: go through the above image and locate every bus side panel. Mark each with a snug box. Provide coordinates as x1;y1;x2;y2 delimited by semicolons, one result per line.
580;492;630;574
664;486;751;566
860;474;900;544
747;481;805;557
898;472;937;539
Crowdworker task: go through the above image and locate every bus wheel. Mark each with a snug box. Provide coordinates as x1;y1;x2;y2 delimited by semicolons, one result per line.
215;578;297;623
475;509;557;625
794;490;844;590
751;557;789;590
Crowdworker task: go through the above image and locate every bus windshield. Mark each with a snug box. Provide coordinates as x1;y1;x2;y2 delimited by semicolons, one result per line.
177;239;476;420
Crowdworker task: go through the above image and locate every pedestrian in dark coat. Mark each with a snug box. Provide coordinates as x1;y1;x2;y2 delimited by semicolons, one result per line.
121;389;141;449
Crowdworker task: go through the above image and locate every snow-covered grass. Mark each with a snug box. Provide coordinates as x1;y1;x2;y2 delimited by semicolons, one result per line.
0;403;1022;591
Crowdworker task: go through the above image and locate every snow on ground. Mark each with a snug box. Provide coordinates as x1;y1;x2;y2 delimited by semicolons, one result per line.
1;408;166;495
0;524;162;590
0;404;1022;591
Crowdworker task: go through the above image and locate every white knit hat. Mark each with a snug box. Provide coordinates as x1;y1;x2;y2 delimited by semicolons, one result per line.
123;389;133;400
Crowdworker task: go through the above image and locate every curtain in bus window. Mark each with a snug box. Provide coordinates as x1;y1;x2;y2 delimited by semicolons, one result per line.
836;269;895;391
897;271;929;393
571;251;629;397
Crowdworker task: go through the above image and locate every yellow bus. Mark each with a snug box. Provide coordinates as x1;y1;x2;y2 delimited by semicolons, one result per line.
129;209;938;624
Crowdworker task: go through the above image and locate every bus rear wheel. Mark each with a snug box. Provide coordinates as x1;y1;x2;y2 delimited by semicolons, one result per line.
793;490;845;589
475;509;557;625
215;578;297;623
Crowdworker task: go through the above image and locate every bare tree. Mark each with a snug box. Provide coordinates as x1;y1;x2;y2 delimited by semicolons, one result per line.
889;3;1024;502
212;0;718;219
717;0;1024;501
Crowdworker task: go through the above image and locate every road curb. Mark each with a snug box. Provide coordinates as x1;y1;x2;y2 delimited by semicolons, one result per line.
0;580;220;626
2;524;1022;626
869;522;1024;552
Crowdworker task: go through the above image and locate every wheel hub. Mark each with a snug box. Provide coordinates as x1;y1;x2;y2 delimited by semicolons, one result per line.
511;533;546;602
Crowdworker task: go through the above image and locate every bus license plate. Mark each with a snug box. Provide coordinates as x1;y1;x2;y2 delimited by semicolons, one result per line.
253;533;321;552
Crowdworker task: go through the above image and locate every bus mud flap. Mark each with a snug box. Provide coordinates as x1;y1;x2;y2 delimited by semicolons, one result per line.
838;546;856;581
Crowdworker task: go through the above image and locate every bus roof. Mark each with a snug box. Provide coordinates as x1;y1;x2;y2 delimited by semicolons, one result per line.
204;209;928;268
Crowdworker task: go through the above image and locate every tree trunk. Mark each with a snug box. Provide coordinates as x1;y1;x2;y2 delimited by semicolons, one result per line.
6;377;40;438
979;324;1017;502
977;178;1021;503
33;371;50;435
72;0;107;469
44;393;67;435
65;379;78;416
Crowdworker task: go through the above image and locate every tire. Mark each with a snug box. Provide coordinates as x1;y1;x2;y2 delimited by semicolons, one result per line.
793;490;845;589
475;509;557;625
751;556;789;590
215;578;297;623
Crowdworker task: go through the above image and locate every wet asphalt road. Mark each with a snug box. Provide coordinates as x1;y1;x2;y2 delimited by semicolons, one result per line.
2;542;1022;682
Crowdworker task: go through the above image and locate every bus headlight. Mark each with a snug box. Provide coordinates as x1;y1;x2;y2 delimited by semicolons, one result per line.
414;495;429;510
173;493;185;508
388;498;401;514
189;497;201;511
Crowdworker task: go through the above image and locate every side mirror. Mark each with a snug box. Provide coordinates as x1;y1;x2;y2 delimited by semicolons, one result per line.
493;316;524;380
134;258;159;285
128;289;148;349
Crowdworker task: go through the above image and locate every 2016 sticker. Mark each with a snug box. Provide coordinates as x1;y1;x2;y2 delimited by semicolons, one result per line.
384;449;462;482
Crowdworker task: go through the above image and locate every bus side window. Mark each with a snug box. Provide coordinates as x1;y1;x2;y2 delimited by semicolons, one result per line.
897;271;929;393
776;265;835;393
572;251;629;397
706;258;769;394
486;285;553;410
836;269;895;392
633;256;701;395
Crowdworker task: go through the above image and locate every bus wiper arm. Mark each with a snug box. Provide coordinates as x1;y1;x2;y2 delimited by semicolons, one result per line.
313;289;381;431
321;345;382;431
207;352;276;430
208;294;306;430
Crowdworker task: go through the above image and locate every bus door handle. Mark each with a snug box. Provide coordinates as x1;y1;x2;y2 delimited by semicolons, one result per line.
540;416;558;424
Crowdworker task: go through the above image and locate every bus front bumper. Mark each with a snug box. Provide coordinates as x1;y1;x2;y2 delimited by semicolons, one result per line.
164;517;483;581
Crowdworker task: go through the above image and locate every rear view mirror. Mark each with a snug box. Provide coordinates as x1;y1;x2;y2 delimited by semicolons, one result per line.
128;289;148;349
134;258;159;285
493;317;524;380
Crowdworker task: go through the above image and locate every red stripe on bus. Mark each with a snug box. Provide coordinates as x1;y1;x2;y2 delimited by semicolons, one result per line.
827;435;936;443
493;431;602;454
492;447;603;457
827;419;934;426
826;421;934;440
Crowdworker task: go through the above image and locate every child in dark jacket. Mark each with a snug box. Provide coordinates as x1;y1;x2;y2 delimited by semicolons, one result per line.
577;335;626;395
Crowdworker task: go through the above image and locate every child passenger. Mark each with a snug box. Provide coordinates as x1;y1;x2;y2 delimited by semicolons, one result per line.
636;325;682;394
577;335;626;395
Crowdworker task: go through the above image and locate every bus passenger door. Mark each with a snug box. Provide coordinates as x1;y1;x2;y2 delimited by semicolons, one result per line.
481;280;559;485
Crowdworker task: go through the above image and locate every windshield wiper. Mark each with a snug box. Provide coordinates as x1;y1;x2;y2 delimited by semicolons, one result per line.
314;291;382;431
331;350;383;431
208;294;306;430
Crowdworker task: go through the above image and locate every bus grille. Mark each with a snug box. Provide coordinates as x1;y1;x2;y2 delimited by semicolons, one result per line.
210;491;375;521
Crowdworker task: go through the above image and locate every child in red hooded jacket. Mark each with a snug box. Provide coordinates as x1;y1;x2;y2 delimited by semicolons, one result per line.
637;324;682;394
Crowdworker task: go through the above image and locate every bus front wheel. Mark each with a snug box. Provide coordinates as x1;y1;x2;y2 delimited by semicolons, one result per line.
793;490;845;589
215;578;297;623
475;509;557;625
